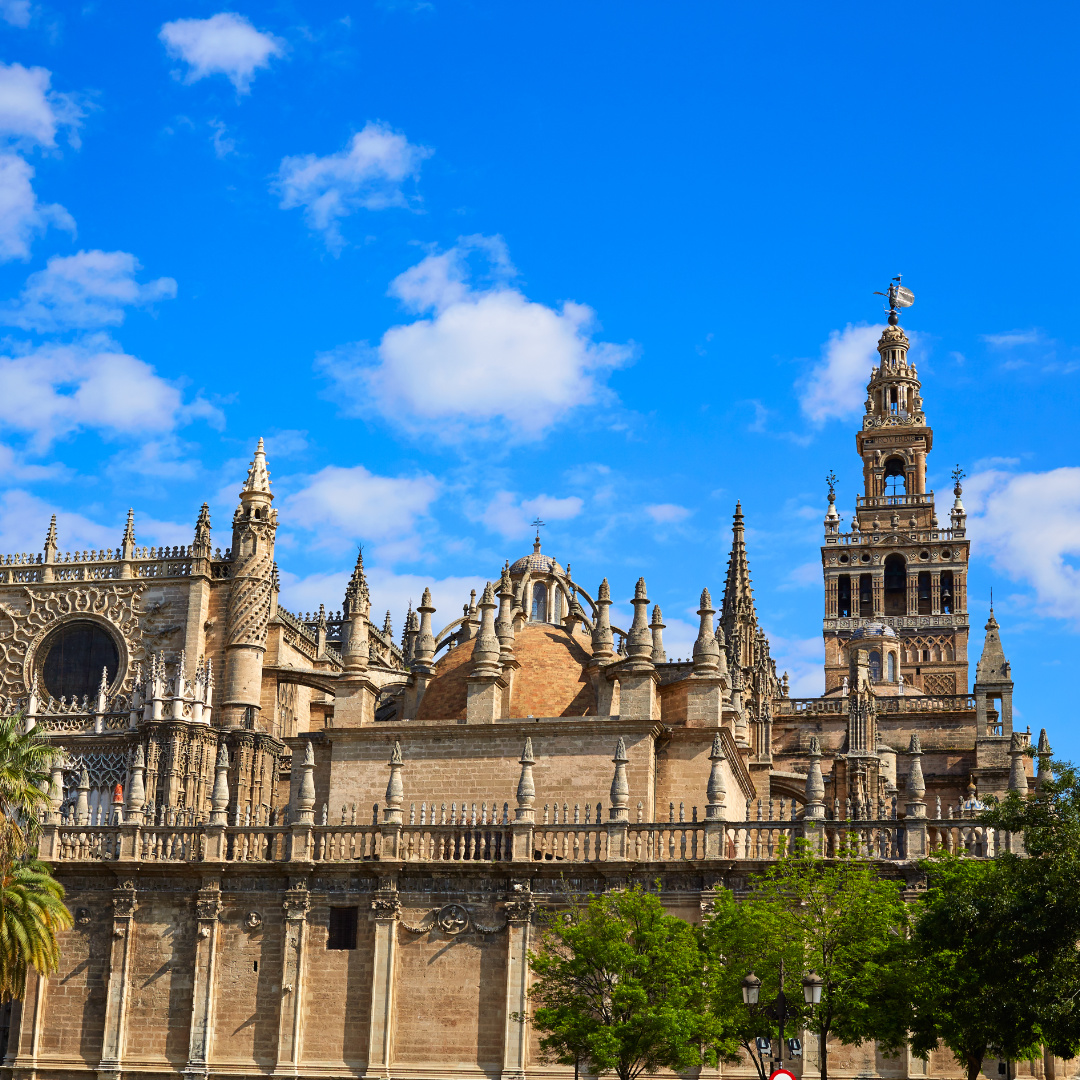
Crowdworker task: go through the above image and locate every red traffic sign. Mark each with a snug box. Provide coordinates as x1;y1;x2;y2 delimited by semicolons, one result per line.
770;1070;798;1080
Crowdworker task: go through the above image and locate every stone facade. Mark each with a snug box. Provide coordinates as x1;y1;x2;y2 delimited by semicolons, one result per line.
0;310;1056;1080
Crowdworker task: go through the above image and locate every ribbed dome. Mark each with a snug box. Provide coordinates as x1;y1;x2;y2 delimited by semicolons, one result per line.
509;552;565;576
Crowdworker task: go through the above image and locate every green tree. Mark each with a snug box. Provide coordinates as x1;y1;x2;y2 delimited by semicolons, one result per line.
0;714;72;1000
524;884;737;1080
0;856;72;1000
907;852;1047;1080
703;840;909;1080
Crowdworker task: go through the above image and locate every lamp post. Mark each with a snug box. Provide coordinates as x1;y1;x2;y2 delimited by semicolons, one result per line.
741;967;824;1077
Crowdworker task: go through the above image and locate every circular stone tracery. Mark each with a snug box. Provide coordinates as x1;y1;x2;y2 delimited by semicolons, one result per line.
39;620;120;701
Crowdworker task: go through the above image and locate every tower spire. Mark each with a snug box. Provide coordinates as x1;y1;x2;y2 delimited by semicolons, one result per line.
720;502;757;668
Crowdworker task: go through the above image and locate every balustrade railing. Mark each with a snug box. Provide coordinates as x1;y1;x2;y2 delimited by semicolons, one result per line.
40;815;1002;865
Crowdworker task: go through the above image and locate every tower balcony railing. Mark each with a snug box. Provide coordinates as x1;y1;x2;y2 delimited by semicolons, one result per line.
0;545;233;584
829;527;960;546
775;694;976;716
856;493;933;508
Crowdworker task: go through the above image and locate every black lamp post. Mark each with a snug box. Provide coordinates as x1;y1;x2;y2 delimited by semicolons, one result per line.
741;966;824;1074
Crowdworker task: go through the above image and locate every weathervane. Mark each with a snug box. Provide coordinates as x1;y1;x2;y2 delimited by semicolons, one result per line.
873;274;915;326
826;470;837;504
951;464;965;494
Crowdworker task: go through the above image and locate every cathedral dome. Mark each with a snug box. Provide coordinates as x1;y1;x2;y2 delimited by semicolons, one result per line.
414;624;593;722
509;552;565;576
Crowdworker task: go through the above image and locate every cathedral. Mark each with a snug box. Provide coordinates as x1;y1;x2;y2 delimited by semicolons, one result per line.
0;302;1051;1080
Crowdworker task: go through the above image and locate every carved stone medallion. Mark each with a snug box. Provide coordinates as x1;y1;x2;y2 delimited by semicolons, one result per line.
437;904;469;935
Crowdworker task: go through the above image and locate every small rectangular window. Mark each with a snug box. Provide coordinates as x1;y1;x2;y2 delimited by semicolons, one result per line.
327;907;358;950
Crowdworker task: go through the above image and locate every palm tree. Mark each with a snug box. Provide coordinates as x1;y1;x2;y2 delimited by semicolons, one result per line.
0;858;71;1000
0;713;56;854
0;714;72;1000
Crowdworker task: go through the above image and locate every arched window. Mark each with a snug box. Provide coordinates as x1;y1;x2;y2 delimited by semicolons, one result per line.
858;573;873;618
940;570;954;615
869;651;882;682
883;457;907;497
531;583;547;622
917;571;932;615
884;554;906;615
40;621;119;702
837;574;851;617
887;653;897;682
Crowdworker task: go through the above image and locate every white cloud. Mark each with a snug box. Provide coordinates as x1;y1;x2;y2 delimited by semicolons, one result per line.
965;467;1080;623
320;237;633;441
276;122;431;249
282;464;439;559
481;489;584;539
0;1;31;28
209;119;235;158
0;335;221;451
0;152;74;262
646;503;691;524
797;323;884;424
1;250;177;331
980;330;1045;349
769;633;825;698
0;62;81;148
160;13;285;93
779;560;821;590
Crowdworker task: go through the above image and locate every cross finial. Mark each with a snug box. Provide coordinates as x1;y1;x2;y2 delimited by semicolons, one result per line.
531;518;545;553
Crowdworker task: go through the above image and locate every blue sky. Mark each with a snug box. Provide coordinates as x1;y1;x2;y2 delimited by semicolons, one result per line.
0;1;1078;753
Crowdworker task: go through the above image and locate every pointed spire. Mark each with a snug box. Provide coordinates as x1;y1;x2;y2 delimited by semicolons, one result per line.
193;503;212;559
43;514;57;563
591;578;613;660
625;577;652;662
693;588;720;675
382;610;393;637
471;581;501;676
721;502;756;640
345;546;370;617
976;605;1012;684
242;437;272;495
649;604;667;663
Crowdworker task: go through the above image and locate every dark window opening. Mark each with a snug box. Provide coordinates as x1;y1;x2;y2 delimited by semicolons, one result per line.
941;570;954;615
917;571;932;616
837;575;851;618
253;961;258;972
858;573;873;618
40;621;119;702
328;906;358;950
869;650;882;682
883;456;907;497
884;554;906;616
531;584;547;622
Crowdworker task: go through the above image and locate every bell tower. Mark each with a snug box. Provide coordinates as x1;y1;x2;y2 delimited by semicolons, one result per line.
821;280;970;698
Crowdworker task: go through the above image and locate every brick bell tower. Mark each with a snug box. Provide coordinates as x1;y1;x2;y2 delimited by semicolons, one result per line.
821;279;970;698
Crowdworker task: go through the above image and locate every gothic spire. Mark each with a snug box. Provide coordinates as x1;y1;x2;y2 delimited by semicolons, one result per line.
345;546;370;616
975;605;1012;685
720;502;756;648
241;437;272;497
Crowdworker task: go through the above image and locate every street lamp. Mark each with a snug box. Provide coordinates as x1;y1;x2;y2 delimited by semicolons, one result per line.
802;971;823;1005
741;972;761;1006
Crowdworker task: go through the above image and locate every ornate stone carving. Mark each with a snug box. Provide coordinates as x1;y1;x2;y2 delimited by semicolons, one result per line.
437;904;469;935
112;888;136;919
245;911;263;929
0;583;147;694
75;906;92;925
195;892;222;921
370;896;400;918
503;898;535;926
282;888;309;921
